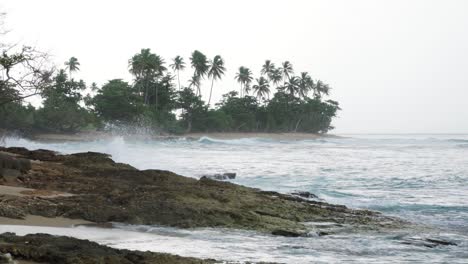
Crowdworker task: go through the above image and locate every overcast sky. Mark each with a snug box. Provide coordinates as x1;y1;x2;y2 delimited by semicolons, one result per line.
2;0;467;133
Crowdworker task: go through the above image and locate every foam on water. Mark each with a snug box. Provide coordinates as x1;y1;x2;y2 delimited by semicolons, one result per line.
3;134;468;262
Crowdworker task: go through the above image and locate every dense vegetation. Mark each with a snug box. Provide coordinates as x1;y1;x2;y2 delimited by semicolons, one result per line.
1;47;340;135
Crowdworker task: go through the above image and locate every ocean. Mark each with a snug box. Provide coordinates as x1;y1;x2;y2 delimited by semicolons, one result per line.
2;134;468;263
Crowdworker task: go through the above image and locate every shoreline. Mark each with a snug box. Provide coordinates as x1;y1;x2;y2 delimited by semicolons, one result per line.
0;215;92;228
11;131;341;143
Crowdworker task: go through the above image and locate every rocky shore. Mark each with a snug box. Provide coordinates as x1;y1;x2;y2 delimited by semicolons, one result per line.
0;232;213;264
0;146;408;263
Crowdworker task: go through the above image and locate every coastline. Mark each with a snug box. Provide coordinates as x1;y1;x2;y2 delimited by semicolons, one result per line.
21;131;340;143
0;215;92;228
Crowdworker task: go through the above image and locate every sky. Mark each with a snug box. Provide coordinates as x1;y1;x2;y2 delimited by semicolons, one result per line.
1;0;468;133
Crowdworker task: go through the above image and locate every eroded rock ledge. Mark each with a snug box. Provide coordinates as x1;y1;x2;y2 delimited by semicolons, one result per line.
0;232;213;264
0;146;407;236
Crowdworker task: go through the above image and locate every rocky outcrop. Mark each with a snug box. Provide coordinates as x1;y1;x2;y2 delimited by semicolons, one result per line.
0;152;31;181
0;147;407;236
0;232;213;264
200;172;236;181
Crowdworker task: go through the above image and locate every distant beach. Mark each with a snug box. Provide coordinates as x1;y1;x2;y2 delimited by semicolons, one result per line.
23;131;339;143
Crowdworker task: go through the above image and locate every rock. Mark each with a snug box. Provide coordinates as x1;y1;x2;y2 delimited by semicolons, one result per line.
200;172;236;181
425;238;457;246
290;191;318;199
0;233;213;264
400;237;458;248
0;253;15;264
271;229;304;237
0;147;407;236
0;153;31;175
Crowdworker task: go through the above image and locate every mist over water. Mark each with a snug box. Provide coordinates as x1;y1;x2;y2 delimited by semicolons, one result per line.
4;134;468;263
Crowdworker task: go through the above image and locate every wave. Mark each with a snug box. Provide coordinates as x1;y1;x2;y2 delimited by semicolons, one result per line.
197;136;277;145
447;139;468;143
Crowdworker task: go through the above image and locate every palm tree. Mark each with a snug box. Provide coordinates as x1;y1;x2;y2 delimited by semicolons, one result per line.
129;49;167;105
268;68;282;88
64;57;80;80
90;82;99;92
284;76;300;96
314;80;330;99
189;50;209;97
279;61;294;83
170;56;185;91
261;60;275;77
188;74;200;90
234;66;253;97
253;76;270;100
207;55;226;105
298;72;314;98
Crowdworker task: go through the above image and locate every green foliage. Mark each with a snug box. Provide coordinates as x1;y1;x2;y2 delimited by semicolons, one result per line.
34;70;91;132
0;102;35;132
0;50;340;135
91;79;144;122
176;87;207;132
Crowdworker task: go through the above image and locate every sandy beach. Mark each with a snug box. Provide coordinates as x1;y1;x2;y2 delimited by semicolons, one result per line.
0;215;92;227
25;131;338;143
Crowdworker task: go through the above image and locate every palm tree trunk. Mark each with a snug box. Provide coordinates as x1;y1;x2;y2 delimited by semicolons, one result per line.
155;85;159;110
208;78;214;105
177;70;181;91
294;118;303;132
186;118;192;133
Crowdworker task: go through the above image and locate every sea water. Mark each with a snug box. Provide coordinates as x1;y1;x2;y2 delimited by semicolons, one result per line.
2;134;468;263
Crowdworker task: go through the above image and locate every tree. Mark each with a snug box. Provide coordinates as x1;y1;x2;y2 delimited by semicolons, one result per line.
90;82;99;92
314;80;330;99
176;87;206;133
252;77;270;100
188;74;200;90
234;66;253;97
218;91;259;131
279;61;294;84
129;49;167;105
35;70;90;132
298;72;314;99
170;55;185;90
284;76;299;97
189;50;209;97
207;55;226;105
261;60;275;78
268;68;282;89
91;79;144;122
0;46;52;106
64;57;80;79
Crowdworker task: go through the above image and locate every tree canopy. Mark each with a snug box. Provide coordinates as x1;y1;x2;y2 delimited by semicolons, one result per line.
1;47;340;135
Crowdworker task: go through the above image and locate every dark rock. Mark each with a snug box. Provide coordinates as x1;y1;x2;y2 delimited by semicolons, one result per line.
425;238;457;247
0;233;213;264
200;172;236;181
400;237;458;248
0;153;31;174
290;191;318;199
271;229;304;237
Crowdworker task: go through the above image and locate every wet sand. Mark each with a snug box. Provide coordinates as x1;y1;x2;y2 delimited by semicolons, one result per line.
0;184;73;198
0;215;92;227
